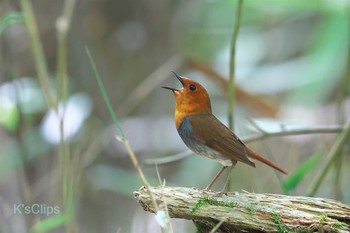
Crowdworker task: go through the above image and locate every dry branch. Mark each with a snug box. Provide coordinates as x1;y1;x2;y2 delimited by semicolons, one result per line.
134;186;350;233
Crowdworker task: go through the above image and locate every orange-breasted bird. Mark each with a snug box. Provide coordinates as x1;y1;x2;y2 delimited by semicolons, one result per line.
163;72;287;193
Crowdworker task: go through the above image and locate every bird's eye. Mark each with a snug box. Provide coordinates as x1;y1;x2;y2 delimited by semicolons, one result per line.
189;84;196;91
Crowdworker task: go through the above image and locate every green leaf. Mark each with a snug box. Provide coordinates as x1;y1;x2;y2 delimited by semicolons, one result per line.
30;213;72;233
0;12;24;34
0;103;19;131
282;149;322;193
85;47;125;139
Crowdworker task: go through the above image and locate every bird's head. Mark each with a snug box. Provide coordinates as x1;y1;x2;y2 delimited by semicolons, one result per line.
163;72;212;127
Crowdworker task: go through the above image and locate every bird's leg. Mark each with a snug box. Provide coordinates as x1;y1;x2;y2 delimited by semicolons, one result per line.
204;166;227;191
215;162;236;195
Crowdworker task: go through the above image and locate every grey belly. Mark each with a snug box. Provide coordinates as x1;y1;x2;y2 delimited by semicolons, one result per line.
184;139;232;167
178;119;232;166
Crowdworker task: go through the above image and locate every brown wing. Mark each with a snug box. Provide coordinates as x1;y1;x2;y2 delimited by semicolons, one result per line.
189;113;255;167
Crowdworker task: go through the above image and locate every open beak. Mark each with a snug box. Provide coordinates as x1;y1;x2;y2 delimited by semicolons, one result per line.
162;71;184;91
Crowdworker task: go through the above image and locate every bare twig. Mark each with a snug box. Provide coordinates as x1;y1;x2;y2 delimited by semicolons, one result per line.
242;125;343;143
116;54;184;117
144;150;192;166
245;117;268;135
145;125;344;165
209;219;226;233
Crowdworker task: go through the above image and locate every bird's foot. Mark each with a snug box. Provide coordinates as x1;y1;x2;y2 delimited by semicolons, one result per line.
201;188;227;196
213;190;227;196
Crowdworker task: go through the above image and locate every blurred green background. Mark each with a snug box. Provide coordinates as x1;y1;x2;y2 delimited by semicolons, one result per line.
0;0;349;232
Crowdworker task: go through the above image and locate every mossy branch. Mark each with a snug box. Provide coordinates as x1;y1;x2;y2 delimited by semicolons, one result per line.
134;186;350;233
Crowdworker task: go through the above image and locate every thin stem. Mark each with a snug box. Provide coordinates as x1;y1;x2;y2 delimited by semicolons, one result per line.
57;0;76;102
336;11;350;124
228;0;244;130
19;0;56;109
85;47;126;140
308;118;350;196
334;152;344;200
55;1;76;232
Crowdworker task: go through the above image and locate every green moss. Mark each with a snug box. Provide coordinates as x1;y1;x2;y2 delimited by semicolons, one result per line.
272;211;289;233
331;221;347;230
203;195;237;208
191;195;258;217
318;214;347;231
191;195;237;213
319;214;327;223
191;199;208;214
246;205;256;217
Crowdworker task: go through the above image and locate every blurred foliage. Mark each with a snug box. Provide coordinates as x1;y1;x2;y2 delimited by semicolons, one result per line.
0;0;350;233
282;149;322;193
0;12;24;34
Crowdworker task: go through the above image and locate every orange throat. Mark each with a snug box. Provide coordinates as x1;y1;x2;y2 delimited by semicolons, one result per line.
175;110;187;129
175;107;211;129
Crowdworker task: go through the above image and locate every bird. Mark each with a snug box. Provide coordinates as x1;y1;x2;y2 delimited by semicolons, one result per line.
162;71;288;194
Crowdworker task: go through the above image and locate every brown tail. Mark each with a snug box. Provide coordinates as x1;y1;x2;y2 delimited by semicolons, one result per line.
247;149;288;175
